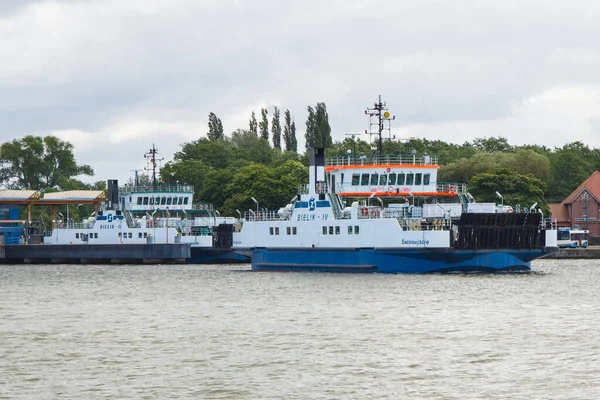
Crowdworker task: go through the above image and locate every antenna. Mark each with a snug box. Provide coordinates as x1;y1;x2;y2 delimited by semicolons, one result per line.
345;133;361;155
130;169;143;186
144;144;164;187
365;95;395;155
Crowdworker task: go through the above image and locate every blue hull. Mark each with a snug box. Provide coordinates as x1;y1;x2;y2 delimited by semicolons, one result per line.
187;247;250;264
250;247;553;273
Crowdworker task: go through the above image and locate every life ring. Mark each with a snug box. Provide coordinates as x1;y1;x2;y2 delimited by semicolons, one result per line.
449;185;457;194
361;208;369;216
386;167;391;173
371;209;379;218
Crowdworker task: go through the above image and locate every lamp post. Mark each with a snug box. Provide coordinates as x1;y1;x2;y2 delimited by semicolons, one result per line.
251;197;259;213
495;191;503;207
236;209;241;218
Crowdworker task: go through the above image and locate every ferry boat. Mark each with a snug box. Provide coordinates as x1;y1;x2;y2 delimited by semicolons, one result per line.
232;99;558;273
42;144;248;264
116;182;247;264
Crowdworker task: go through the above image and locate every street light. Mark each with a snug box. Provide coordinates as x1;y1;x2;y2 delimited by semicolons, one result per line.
251;197;259;213
236;209;242;218
530;202;538;212
495;191;503;206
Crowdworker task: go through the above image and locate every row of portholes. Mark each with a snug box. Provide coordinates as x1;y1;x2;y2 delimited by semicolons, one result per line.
135;196;190;206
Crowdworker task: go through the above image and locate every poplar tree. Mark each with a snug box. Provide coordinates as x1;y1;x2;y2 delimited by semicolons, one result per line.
271;106;282;150
304;102;332;149
259;108;269;140
249;111;258;136
291;121;298;152
207;112;224;141
283;109;293;151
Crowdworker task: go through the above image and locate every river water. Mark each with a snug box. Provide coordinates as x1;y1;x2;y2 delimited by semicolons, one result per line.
1;259;599;399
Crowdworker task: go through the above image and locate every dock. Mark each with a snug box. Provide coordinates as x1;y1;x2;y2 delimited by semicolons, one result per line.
544;246;600;259
0;243;191;264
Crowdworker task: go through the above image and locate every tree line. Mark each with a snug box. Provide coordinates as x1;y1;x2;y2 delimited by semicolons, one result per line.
2;106;600;220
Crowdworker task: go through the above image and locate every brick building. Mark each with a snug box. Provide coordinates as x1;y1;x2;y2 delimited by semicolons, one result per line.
548;171;600;241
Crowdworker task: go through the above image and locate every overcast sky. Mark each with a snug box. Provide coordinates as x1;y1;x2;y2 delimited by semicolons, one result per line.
2;0;600;185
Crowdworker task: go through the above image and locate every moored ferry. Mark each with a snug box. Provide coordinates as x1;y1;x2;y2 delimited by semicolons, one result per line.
232;98;558;273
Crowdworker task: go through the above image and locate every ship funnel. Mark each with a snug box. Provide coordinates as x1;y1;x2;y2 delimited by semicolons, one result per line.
308;147;325;197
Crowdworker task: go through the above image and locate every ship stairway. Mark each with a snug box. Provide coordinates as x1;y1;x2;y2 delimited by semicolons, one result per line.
122;209;138;228
328;192;344;219
458;191;470;212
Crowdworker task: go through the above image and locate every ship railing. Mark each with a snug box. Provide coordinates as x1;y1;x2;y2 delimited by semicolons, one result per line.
437;183;466;195
51;221;95;230
326;153;438;167
244;210;292;222
119;184;194;193
191;202;214;211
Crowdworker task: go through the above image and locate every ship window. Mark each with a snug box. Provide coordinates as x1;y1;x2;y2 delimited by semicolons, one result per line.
155;196;160;205
178;197;183;205
143;197;149;205
144;233;148;238
129;233;132;238
322;226;327;234
75;233;79;239
370;174;378;185
397;173;405;185
161;197;166;205
286;226;291;235
352;174;360;185
379;174;387;185
292;227;297;235
341;173;344;183
406;174;414;185
184;197;189;205
275;227;279;235
129;196;132;202
167;196;172;205
415;173;422;185
329;226;334;235
355;226;359;234
94;233;98;238
348;226;353;234
137;197;142;205
270;227;274;235
335;226;340;234
149;197;154;205
361;173;369;185
388;173;397;185
118;233;122;238
424;174;430;185
138;233;142;238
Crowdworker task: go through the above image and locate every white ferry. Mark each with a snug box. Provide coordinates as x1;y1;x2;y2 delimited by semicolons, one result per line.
232;145;558;273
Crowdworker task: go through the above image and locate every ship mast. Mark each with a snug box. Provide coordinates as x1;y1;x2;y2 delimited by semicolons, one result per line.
144;144;164;187
365;95;395;155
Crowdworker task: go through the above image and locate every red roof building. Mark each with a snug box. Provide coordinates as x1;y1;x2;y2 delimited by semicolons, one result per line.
548;171;600;239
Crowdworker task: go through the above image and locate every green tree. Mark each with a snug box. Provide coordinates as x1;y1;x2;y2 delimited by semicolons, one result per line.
207;112;224;141
230;129;276;165
304;102;332;149
283;109;293;151
249;111;258;136
472;136;513;153
291;120;297;152
259;108;269;140
271;106;282;150
546;142;596;201
468;168;549;215
174;137;234;169
0;135;93;190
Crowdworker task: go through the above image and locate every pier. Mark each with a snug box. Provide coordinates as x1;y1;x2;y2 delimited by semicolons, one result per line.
0;243;191;264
